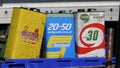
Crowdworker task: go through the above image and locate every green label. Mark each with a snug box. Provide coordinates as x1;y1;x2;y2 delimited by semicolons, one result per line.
87;30;99;41
80;14;90;23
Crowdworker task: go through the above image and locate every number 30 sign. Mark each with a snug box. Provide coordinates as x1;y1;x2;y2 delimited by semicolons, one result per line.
79;23;105;48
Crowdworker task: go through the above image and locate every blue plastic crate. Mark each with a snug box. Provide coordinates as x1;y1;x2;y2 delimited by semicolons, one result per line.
3;58;72;68
2;57;116;68
56;58;72;67
0;60;4;68
29;58;57;68
0;61;2;68
71;58;104;66
3;58;56;68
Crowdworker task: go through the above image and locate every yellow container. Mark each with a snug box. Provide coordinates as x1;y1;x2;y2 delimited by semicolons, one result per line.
4;7;46;59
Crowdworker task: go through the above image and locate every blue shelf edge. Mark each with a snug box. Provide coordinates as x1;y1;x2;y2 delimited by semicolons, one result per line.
2;57;116;68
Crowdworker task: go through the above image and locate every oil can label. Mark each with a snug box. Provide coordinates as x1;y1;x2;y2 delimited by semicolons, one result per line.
75;12;105;57
45;14;75;58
